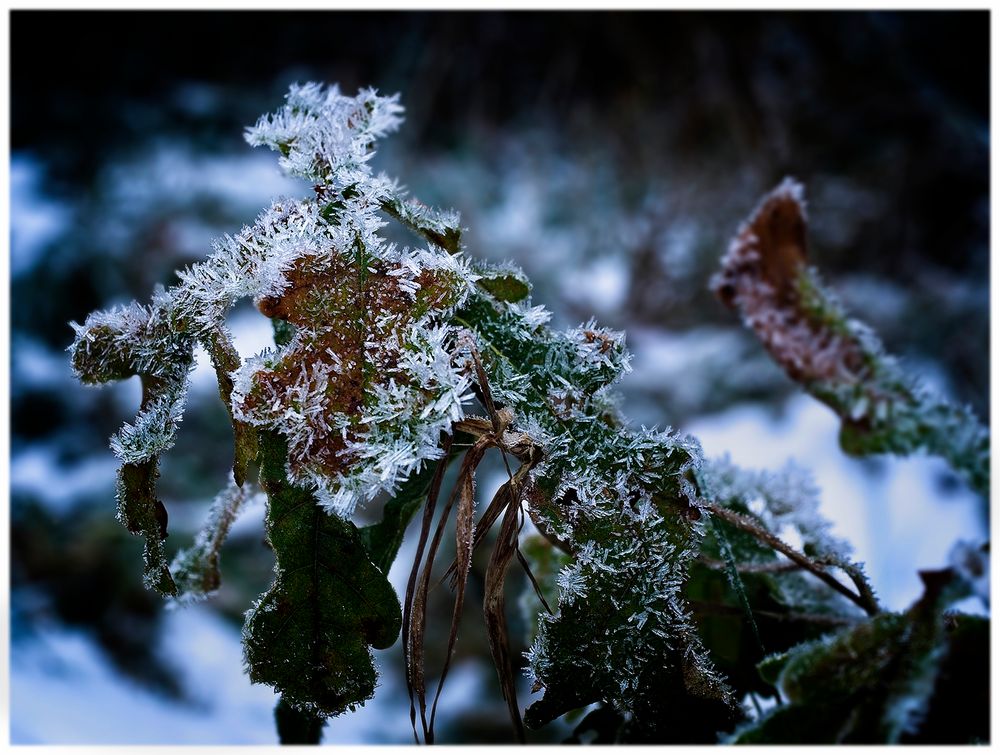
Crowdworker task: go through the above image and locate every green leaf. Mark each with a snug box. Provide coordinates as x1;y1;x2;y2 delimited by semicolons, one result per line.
244;431;403;717
731;567;985;744
477;272;531;303
523;492;741;743
381;194;462;254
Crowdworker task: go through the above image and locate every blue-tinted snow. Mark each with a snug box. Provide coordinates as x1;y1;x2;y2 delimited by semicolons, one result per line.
11;537;508;745
10;156;72;278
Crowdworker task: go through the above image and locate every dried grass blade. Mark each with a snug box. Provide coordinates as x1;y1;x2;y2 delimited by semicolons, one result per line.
403;434;452;744
428;449;480;735
515;545;553;615
439;478;513;589
484;488;527;743
468;345;501;434
413;439;488;744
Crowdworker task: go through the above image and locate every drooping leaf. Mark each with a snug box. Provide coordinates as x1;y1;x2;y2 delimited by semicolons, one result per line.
243;431;402;718
426;440;487;741
483;484;527;743
203;326;258;486
116;458;175;596
405;438;488;744
69;303;196;597
712;179;989;495
400;436;453;742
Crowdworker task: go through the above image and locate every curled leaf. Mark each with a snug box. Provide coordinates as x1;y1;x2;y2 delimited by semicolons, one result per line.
713;179;988;495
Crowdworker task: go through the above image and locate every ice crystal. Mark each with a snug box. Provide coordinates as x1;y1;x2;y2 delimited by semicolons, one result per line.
245;82;404;186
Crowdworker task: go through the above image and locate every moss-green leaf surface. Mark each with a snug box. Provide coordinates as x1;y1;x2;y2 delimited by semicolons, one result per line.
244;432;402;717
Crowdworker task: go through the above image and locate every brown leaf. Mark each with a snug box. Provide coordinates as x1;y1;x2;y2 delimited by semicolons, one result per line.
428;444;480;737
238;249;464;489
483;486;527;743
712;179;866;384
402;435;453;743
406;438;488;744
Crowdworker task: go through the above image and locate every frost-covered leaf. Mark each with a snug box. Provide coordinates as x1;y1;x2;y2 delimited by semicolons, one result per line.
382;190;463;254
450;288;737;739
713;179;989;495
69;297;195;596
731;564;987;744
243;431;402;718
475;264;531;303
245;82;404;186
230;232;475;516
116;457;175;596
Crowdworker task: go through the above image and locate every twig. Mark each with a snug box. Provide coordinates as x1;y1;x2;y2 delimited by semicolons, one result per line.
707;502;879;616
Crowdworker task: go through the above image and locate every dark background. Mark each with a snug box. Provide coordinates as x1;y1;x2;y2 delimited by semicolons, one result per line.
10;9;989;744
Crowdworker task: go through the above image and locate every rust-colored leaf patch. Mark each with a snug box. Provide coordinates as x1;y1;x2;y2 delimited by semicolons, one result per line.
233;242;471;513
711;178;866;385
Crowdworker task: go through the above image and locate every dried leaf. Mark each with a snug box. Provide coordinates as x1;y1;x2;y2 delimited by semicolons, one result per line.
234;243;469;514
713;180;989;495
483;489;527;743
401;435;453;742
427;445;479;737
407;439;488;744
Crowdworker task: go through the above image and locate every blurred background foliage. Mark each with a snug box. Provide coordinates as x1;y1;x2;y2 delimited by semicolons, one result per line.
10;10;988;744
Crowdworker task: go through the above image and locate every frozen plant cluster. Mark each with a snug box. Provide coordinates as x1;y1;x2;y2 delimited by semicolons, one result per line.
68;81;985;744
457;289;735;729
69;82;742;732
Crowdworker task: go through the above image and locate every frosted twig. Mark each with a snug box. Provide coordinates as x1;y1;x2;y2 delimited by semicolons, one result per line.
707;502;879;616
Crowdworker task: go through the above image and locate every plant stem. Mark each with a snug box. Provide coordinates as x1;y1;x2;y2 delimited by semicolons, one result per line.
275;696;326;745
707;502;880;616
